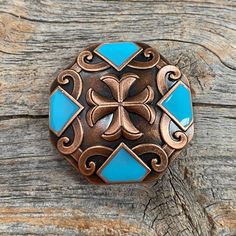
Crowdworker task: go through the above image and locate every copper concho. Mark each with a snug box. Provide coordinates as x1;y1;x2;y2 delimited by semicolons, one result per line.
49;42;194;184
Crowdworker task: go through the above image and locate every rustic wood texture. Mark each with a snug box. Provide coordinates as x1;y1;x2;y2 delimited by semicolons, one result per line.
0;0;235;235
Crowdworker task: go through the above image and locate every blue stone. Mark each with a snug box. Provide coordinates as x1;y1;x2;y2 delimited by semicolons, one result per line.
50;87;81;135
95;42;141;70
98;145;150;183
161;82;193;129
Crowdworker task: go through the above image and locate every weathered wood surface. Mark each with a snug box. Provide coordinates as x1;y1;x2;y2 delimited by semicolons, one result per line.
0;0;236;235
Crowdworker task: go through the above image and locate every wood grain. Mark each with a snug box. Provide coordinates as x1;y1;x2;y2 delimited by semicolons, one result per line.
0;0;236;235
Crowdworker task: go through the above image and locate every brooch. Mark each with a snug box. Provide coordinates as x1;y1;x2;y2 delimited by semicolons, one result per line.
49;42;194;184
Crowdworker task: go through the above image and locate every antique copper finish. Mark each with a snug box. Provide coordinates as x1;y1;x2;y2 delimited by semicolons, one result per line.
86;73;155;141
97;142;151;184
132;144;168;173
49;42;194;184
128;47;160;69
94;43;143;71
57;117;83;155
57;69;83;99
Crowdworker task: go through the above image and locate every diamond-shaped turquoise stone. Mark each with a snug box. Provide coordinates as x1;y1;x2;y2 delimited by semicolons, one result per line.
95;42;141;70
161;82;193;129
50;87;81;135
97;145;150;183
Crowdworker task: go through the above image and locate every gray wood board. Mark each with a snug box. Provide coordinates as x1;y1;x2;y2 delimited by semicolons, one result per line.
0;1;236;235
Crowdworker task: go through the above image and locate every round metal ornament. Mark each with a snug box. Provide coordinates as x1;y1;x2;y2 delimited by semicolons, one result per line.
49;42;194;184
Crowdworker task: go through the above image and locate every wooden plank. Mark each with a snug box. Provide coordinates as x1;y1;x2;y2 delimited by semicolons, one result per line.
0;0;236;235
0;1;236;116
0;106;235;235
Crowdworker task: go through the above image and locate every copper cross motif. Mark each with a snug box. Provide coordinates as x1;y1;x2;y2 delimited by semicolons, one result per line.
86;73;155;141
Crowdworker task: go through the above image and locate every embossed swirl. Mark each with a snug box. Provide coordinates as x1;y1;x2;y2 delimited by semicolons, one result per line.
156;65;182;95
78;146;113;176
57;69;82;99
57;117;83;155
160;114;188;149
128;47;160;69
77;50;110;72
132;144;168;172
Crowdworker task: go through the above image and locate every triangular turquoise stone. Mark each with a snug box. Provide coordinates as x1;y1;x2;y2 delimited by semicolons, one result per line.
95;42;141;69
50;88;80;135
99;146;149;183
162;83;193;128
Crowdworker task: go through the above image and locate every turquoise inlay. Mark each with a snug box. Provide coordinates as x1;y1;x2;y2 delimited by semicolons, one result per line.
162;83;193;128
96;42;141;68
99;146;149;183
50;88;80;134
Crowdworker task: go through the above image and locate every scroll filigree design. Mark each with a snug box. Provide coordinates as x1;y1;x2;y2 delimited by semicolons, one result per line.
160;113;189;149
49;42;195;184
86;73;155;141
57;117;83;155
128;47;160;69
55;69;84;154
57;69;82;99
157;65;182;95
78;146;113;176
156;65;194;149
132;144;168;172
77;50;110;72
